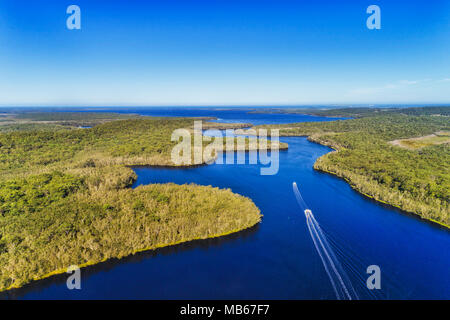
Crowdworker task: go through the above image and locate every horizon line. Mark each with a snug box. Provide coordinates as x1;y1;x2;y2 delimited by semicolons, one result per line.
1;103;450;109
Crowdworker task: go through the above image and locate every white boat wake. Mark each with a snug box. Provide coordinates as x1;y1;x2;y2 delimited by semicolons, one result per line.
293;182;359;300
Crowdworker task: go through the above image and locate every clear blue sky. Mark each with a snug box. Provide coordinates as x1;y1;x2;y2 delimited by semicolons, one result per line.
0;0;449;106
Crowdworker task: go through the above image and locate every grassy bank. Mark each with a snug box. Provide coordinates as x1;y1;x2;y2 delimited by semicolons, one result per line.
0;116;272;291
0;180;260;290
256;109;449;228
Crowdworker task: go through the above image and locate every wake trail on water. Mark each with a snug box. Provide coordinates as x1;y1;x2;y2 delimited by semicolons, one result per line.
293;182;359;300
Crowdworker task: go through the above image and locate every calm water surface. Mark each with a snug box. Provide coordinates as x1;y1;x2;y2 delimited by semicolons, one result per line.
6;109;449;299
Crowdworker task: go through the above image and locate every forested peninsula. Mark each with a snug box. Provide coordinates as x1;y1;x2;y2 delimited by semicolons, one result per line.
0;114;277;291
256;107;449;228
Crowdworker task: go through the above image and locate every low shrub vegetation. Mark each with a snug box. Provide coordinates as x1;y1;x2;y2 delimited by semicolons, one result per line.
0;116;264;291
258;111;449;227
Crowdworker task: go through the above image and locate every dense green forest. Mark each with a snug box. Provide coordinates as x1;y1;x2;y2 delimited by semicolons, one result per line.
250;106;450;118
0;116;275;291
257;110;450;227
0;112;141;131
12;112;140;121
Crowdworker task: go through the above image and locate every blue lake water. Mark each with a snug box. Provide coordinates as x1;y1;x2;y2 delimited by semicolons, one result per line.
5;108;449;299
110;107;348;125
9;106;347;126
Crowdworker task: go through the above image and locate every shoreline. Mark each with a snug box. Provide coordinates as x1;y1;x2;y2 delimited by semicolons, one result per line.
0;120;285;293
315;166;450;231
2;219;261;293
283;133;450;231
